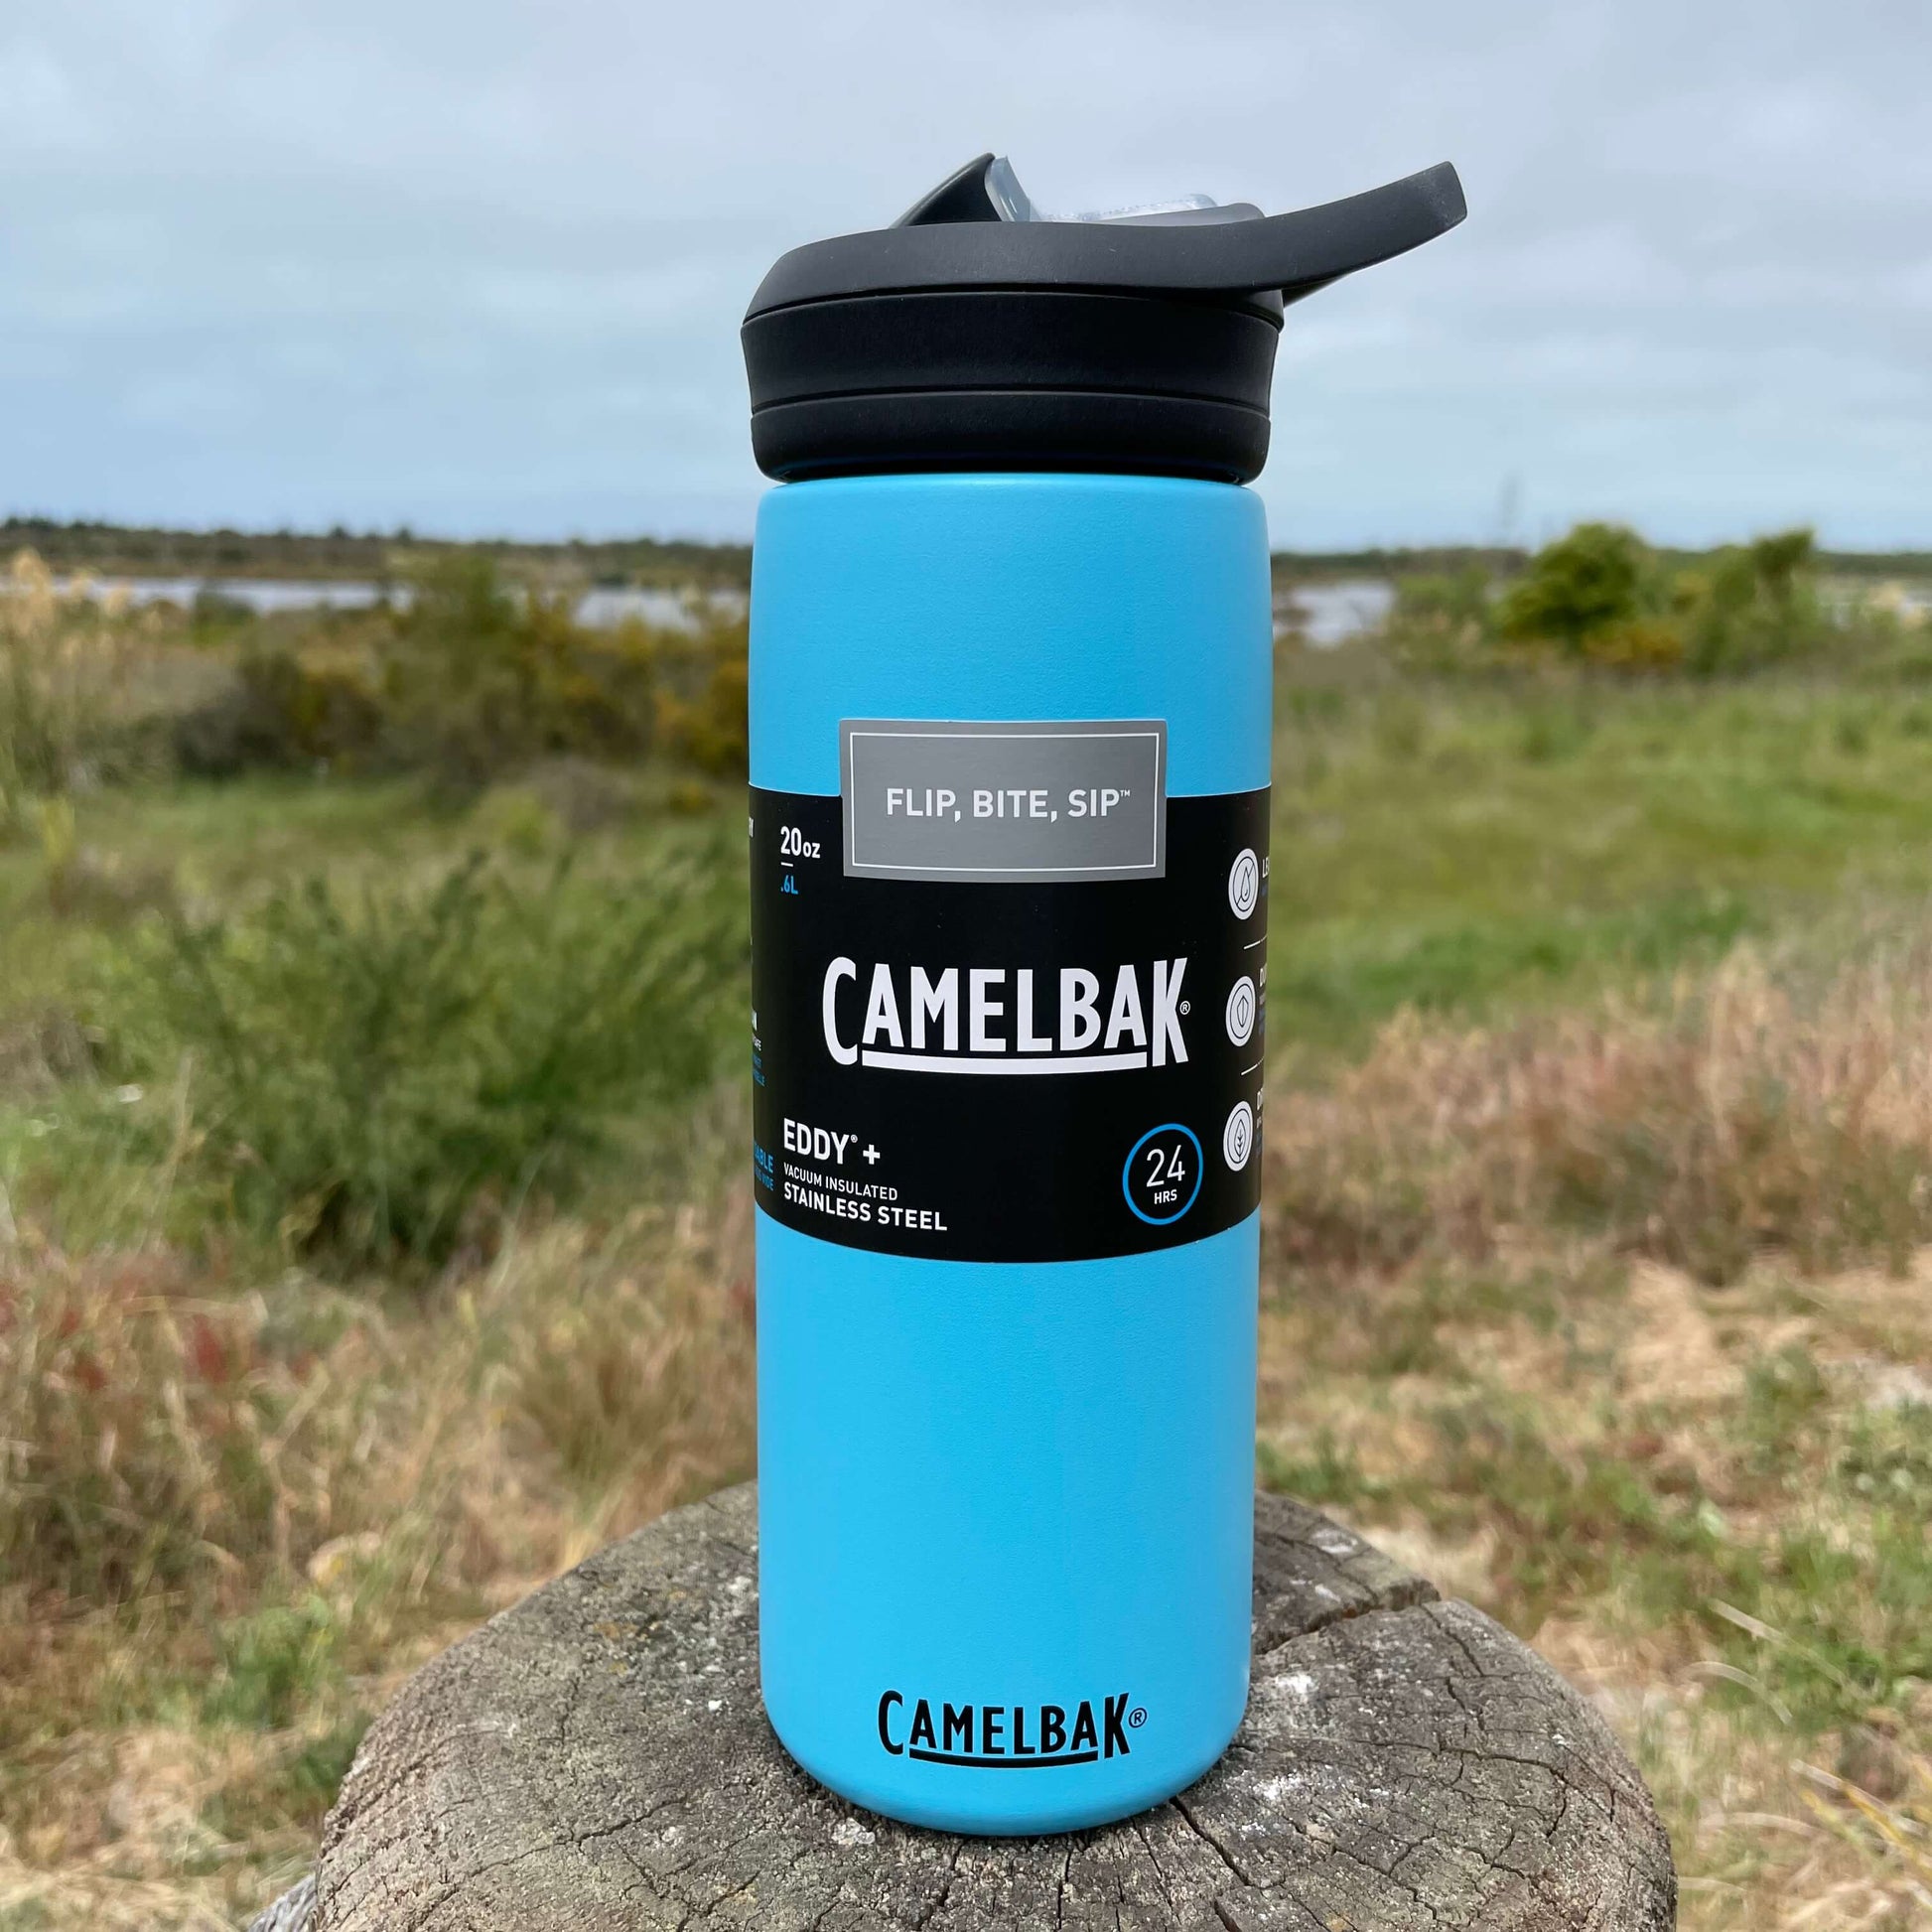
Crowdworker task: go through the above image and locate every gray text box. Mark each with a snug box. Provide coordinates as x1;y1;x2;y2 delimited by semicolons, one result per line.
841;720;1166;883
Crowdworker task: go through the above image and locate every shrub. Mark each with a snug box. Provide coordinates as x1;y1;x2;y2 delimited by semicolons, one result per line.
1496;522;1652;653
1381;567;1494;673
1582;616;1685;670
174;647;384;776
378;558;659;785
654;618;750;776
91;850;744;1271
1427;523;1837;677
1675;528;1826;674
203;1596;345;1728
1398;567;1491;629
165;559;751;788
189;586;257;631
170;560;683;787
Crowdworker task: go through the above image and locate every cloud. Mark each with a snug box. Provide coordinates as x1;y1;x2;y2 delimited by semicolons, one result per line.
0;0;1925;544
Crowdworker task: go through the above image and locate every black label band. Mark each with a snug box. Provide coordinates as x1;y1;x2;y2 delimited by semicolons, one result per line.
751;785;1268;1263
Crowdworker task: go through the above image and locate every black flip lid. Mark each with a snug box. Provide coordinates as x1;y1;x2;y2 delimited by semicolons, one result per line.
743;155;1465;483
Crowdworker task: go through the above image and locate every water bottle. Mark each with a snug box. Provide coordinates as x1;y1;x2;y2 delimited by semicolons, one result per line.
743;153;1464;1835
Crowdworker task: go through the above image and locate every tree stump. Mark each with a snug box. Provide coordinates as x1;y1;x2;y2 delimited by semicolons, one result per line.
260;1483;1676;1931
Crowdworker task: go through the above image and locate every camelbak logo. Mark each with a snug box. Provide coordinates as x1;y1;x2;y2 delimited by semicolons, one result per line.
823;958;1187;1074
877;1692;1138;1767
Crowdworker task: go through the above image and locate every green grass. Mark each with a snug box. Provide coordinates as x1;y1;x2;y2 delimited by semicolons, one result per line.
1263;1351;1932;1734
13;677;1932;1074
1268;677;1932;1051
0;767;739;930
199;1714;372;1844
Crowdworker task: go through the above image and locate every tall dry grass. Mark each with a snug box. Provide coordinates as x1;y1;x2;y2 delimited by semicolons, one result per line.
0;1248;387;1606
1257;935;1932;1930
0;1113;754;1923
1;551;155;813
0;1186;755;1619
1267;937;1932;1287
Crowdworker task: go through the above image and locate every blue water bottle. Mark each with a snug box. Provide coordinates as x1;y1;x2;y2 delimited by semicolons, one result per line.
744;154;1464;1835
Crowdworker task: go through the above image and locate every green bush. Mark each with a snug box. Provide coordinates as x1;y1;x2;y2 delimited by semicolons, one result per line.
94;850;744;1271
1397;566;1491;630
1675;528;1826;673
1582;615;1686;670
170;558;693;787
1479;523;1832;675
174;647;384;776
653;618;750;776
189;586;257;631
1496;522;1652;652
379;557;659;785
202;1596;345;1729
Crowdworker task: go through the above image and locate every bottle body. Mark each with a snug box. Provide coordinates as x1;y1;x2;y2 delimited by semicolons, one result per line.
751;472;1271;1834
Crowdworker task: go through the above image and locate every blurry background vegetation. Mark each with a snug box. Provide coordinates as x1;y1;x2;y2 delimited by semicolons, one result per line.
3;521;1931;1928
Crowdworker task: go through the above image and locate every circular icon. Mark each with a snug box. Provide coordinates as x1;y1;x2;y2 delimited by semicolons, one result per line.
1224;976;1257;1047
1222;1101;1256;1173
1227;848;1261;920
1122;1123;1204;1226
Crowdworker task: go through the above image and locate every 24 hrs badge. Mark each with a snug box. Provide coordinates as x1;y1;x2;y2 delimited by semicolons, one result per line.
1123;1124;1202;1226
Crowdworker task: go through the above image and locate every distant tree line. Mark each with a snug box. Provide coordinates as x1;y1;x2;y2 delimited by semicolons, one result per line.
8;514;1924;599
0;517;754;592
1271;538;1932;587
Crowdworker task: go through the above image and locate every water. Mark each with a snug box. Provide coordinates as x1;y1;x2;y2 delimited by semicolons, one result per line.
1276;580;1397;647
574;585;747;629
42;571;1928;646
45;570;1390;642
56;576;394;615
46;575;747;631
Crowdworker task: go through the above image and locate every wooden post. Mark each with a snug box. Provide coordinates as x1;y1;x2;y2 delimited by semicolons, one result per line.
256;1483;1675;1930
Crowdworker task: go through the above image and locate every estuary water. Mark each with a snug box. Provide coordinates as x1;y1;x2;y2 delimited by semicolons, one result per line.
47;573;1399;645
48;576;748;632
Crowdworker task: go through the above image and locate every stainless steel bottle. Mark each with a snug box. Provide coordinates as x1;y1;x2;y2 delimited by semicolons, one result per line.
743;154;1465;1833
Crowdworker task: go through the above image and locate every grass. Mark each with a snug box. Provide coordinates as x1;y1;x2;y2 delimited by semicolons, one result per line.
1257;1247;1932;1922
1255;919;1932;1923
0;1152;755;1927
1268;672;1932;1055
6;653;1932;1925
1266;936;1932;1285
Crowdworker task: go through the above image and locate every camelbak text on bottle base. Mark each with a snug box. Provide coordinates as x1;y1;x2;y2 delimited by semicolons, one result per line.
750;720;1268;1264
877;1691;1140;1767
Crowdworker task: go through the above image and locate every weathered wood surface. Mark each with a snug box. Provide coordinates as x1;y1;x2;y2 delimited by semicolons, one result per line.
256;1483;1675;1931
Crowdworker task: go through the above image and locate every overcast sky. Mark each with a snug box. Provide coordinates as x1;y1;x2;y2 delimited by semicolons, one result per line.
2;1;1926;549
